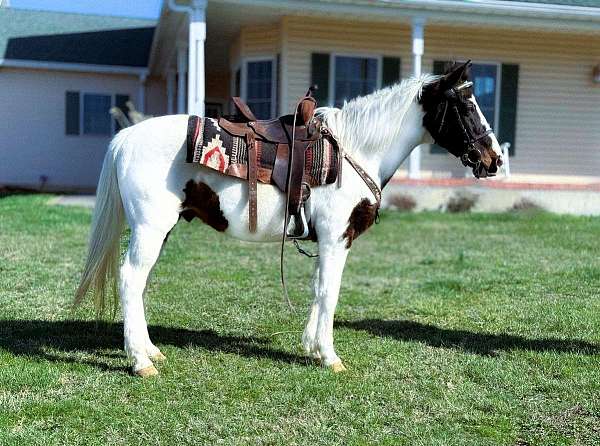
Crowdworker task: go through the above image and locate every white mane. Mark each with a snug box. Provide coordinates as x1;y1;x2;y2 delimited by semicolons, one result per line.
316;74;439;156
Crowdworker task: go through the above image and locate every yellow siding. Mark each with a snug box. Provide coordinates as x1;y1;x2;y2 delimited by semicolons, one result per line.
228;25;280;67
422;24;600;176
208;25;280;108
285;17;410;110
282;17;600;177
229;33;241;70
240;23;280;57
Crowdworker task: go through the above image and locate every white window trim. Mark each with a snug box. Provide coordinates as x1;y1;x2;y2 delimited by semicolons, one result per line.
80;92;116;137
328;53;383;107
240;55;277;119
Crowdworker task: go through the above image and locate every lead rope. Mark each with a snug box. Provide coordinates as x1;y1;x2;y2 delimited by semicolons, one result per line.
279;95;309;311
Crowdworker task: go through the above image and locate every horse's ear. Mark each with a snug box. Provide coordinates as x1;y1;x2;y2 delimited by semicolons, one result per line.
441;60;471;89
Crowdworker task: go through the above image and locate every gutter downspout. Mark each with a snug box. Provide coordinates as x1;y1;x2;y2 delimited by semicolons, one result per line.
167;0;207;116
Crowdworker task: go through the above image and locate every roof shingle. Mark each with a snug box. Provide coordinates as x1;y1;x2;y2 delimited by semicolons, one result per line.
0;8;156;67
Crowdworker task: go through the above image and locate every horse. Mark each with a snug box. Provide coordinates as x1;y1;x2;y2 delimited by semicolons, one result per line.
75;61;503;377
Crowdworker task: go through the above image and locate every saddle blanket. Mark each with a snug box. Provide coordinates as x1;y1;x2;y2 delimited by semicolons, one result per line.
186;116;339;187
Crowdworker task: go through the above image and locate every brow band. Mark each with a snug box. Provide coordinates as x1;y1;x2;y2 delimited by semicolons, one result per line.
455;81;473;92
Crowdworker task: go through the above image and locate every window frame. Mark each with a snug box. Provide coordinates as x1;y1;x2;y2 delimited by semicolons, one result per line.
240;55;277;119
328;53;383;107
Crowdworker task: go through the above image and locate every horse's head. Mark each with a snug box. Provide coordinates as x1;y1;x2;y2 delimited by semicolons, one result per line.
420;61;503;178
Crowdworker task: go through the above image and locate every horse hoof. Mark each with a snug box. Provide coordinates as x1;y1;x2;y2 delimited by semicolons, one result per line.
135;365;159;378
150;352;166;362
330;361;347;373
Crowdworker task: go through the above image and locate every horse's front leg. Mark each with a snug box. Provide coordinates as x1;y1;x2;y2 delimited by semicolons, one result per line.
302;259;321;359
312;238;349;372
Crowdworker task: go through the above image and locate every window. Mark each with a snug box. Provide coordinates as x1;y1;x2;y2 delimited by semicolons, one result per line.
83;94;112;135
65;92;129;136
310;53;399;107
333;56;379;108
470;63;499;130
244;59;274;119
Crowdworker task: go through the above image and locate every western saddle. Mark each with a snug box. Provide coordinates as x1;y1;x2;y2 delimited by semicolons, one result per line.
218;88;322;238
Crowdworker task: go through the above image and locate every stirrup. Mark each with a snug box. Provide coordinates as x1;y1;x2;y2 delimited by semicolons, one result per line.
286;206;310;239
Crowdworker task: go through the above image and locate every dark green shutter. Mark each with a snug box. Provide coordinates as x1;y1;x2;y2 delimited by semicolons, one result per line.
382;57;401;87
499;64;519;156
311;53;330;105
430;61;450;153
115;94;129;131
65;91;80;135
433;60;449;76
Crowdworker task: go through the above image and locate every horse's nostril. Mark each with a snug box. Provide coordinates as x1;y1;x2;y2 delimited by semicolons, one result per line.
497;157;503;167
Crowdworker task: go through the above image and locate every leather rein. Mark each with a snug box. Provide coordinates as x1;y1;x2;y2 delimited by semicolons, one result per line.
279;100;382;311
435;81;492;173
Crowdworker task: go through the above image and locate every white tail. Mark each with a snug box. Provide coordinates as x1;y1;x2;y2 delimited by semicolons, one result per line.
75;131;127;315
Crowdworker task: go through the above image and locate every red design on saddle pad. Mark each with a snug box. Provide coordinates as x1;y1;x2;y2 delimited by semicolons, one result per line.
200;135;229;172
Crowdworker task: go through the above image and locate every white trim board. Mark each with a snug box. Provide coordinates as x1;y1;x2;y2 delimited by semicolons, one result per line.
215;0;600;32
0;59;148;77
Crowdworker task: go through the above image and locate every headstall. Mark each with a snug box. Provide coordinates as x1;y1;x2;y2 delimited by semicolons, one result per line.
434;80;492;172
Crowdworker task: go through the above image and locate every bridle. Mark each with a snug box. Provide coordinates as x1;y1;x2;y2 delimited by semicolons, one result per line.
433;80;493;173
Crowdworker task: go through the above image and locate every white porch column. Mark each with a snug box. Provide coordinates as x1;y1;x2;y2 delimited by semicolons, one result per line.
409;16;426;179
167;70;176;114
187;0;207;116
176;43;187;114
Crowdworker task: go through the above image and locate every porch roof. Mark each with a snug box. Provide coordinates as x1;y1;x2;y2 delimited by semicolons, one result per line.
149;0;600;77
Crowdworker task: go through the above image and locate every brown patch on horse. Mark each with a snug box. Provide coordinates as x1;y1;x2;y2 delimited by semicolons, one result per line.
342;199;378;249
180;180;228;232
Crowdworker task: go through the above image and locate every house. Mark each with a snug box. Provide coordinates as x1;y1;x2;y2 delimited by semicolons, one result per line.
1;1;600;191
149;0;600;182
0;8;160;191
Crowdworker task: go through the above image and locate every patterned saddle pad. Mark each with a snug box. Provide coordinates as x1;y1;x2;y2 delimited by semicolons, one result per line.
186;116;339;188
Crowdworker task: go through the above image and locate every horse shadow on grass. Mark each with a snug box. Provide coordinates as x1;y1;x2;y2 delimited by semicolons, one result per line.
0;319;305;374
337;319;599;356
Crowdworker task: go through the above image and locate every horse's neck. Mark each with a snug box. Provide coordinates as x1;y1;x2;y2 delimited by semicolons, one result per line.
348;101;427;187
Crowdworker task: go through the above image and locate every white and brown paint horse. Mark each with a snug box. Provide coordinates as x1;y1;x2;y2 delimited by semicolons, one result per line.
76;61;502;377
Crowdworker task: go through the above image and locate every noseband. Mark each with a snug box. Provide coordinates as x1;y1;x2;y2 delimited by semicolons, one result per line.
433;81;492;171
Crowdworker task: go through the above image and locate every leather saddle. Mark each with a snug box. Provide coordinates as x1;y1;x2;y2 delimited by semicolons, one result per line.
217;89;320;238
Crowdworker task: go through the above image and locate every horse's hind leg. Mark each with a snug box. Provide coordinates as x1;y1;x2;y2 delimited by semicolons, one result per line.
120;225;173;376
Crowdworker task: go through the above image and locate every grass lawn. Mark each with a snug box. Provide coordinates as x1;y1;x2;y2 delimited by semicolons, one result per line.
1;194;600;445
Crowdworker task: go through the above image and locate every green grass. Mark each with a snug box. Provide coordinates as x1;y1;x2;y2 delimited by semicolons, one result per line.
1;194;600;445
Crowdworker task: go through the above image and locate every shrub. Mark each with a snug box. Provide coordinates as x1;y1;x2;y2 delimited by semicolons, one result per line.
388;193;417;212
446;192;478;213
511;198;543;212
